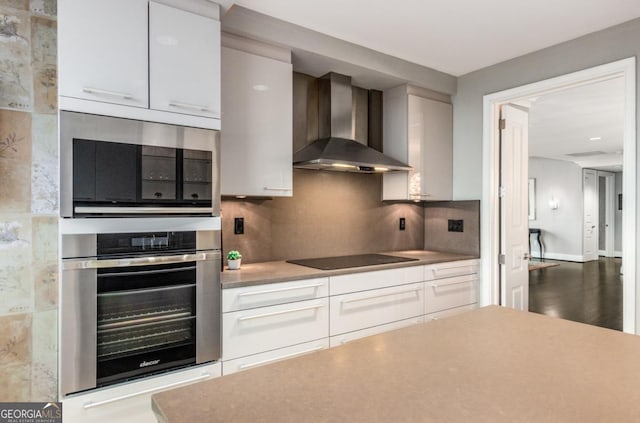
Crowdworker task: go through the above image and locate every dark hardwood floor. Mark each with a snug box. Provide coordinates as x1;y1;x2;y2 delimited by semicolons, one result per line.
528;257;622;331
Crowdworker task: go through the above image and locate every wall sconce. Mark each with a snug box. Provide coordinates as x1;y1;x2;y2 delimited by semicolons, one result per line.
549;198;559;210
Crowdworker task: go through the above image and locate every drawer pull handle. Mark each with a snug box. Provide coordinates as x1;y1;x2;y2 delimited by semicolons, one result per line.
341;288;421;305
431;266;479;277
82;372;211;409
238;346;324;370
169;101;210;112
263;187;293;191
238;304;323;321
83;86;134;100
430;278;478;288
238;283;324;298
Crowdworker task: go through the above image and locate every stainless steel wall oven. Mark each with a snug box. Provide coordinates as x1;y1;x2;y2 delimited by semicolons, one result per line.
60;229;221;397
59;111;220;217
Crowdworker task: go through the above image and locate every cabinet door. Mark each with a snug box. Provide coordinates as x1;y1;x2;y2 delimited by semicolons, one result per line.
149;2;221;119
329;283;424;336
222;298;328;360
410;95;453;201
220;47;293;197
95;142;138;202
424;274;478;314
58;0;149;108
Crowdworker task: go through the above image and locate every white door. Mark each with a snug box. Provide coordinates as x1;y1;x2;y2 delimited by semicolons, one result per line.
598;171;616;257
583;169;599;261
500;104;530;311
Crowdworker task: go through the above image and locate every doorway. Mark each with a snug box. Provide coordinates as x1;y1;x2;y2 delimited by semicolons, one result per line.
481;58;637;333
598;171;617;258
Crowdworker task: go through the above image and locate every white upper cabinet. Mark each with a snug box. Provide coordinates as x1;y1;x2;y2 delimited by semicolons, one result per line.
382;86;453;201
149;1;220;119
58;0;149;109
58;0;220;129
221;43;293;197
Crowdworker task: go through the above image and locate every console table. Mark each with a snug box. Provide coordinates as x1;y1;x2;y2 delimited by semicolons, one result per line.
529;228;543;260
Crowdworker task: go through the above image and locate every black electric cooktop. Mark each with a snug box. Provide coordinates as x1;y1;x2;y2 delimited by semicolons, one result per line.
287;254;419;270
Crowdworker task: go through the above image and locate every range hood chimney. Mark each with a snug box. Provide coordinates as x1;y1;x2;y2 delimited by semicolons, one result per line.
292;72;411;173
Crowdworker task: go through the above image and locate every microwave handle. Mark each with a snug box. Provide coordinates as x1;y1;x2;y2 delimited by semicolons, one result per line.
62;251;221;270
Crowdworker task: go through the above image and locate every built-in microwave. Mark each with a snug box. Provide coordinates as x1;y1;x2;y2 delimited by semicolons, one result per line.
60;111;220;217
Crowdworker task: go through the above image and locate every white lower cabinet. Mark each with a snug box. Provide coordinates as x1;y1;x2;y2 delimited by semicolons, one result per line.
222;277;329;312
62;362;220;423
222;339;329;375
220;260;479;375
330;282;424;336
423;259;480;281
424;274;479;314
329;316;424;347
222;298;329;360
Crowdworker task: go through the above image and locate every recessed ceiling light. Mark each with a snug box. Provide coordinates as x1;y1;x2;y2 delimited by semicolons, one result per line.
589;137;602;141
252;84;270;91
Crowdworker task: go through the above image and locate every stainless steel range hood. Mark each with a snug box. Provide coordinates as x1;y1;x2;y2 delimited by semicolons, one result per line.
293;73;411;173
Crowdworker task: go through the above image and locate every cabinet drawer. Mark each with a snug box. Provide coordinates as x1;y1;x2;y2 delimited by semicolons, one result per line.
329;316;423;348
330;266;423;295
425;274;478;314
222;298;329;360
222;339;329;376
330;282;424;336
62;362;220;423
424;259;479;281
223;278;328;312
425;304;478;321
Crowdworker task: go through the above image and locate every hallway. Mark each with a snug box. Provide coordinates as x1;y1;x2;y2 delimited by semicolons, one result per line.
529;258;622;331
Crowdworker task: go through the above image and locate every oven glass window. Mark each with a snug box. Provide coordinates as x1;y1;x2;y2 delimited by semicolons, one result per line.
96;262;196;385
183;149;212;201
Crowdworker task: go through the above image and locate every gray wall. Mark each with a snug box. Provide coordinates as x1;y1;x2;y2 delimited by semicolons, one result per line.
453;18;640;200
529;158;583;260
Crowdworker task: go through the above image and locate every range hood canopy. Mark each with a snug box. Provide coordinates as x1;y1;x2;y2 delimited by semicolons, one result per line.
293;73;411;173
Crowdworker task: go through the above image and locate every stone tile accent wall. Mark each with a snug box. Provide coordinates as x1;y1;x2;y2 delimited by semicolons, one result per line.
0;0;58;402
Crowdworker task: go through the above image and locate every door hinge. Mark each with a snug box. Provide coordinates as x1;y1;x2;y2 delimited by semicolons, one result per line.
499;254;506;265
499;118;506;130
498;186;506;198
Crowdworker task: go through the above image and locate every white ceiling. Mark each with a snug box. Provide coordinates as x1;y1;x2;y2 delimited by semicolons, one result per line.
527;76;625;171
219;0;640;76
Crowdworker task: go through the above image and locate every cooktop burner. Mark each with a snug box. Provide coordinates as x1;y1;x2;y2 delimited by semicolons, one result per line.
287;254;418;270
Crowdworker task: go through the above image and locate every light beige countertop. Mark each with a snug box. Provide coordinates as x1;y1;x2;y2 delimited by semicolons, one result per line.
152;306;640;422
221;250;478;289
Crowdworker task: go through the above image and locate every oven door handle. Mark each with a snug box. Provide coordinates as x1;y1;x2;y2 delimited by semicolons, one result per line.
62;251;221;270
98;266;197;278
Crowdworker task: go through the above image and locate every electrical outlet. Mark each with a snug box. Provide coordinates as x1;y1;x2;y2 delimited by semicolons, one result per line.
399;217;406;231
234;217;244;235
448;219;464;232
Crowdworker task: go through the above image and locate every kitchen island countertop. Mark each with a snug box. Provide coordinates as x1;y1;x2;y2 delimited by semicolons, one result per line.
152;306;640;422
220;249;477;289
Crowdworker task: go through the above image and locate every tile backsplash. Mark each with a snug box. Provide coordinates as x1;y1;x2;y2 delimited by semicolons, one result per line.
222;170;425;263
424;200;480;256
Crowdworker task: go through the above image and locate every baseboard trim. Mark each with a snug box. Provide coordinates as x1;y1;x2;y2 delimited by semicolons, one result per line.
531;252;586;262
615;250;623;258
